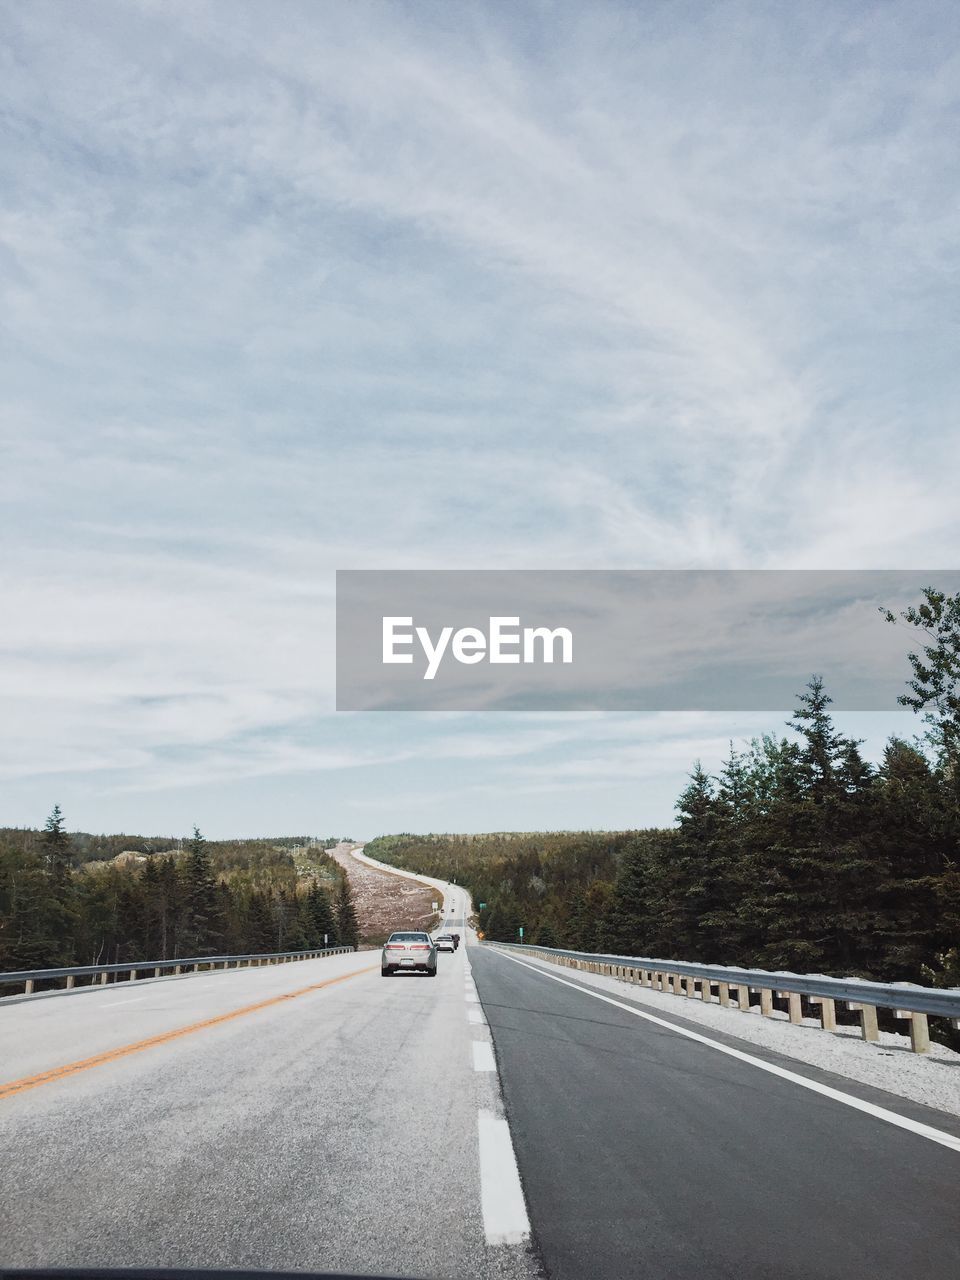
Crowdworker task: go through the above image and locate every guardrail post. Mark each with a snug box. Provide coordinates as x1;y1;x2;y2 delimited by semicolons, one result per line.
99;971;109;985
736;984;750;1011
760;988;774;1017
701;978;712;1002
718;981;729;1007
808;996;836;1030
129;968;137;982
787;992;803;1024
687;976;698;999
25;978;34;994
894;1010;931;1054
65;975;75;990
847;1002;880;1042
910;1014;931;1054
175;964;182;974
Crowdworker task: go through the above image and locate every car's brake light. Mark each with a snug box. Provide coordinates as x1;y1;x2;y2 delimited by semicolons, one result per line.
410;944;430;951
386;943;405;949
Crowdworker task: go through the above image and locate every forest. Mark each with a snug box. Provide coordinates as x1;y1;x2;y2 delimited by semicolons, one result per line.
0;826;360;975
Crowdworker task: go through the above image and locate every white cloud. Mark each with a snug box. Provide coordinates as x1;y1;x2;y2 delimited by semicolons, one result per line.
1;1;956;829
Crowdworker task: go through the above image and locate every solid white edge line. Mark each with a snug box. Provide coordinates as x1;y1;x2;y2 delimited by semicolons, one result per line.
472;1040;496;1072
468;1007;486;1025
477;1109;531;1245
493;950;960;1155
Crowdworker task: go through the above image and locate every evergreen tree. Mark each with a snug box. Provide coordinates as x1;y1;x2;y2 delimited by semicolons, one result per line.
563;890;590;950
883;587;960;765
335;876;360;949
603;834;657;956
671;763;727;960
180;827;221;955
534;915;559;948
306;880;337;946
245;890;277;954
867;740;950;979
271;887;295;951
42;805;73;884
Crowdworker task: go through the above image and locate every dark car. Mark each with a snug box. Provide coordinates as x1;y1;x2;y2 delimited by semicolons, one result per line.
450;932;461;949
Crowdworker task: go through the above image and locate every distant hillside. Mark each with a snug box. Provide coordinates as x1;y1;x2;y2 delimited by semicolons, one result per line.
0;821;359;973
0;828;348;867
365;830;641;949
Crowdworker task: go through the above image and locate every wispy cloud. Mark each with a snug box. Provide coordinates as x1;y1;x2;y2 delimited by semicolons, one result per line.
1;1;955;831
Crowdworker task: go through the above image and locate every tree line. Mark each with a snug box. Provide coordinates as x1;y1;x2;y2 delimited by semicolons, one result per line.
0;822;360;973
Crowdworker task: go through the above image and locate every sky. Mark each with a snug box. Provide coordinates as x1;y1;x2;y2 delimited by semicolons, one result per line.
1;1;958;838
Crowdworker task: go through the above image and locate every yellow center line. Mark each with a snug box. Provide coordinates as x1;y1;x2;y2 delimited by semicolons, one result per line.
0;962;379;1101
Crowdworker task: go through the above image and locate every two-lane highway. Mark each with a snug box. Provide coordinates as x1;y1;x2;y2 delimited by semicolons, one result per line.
469;946;960;1280
6;868;959;1280
0;945;539;1280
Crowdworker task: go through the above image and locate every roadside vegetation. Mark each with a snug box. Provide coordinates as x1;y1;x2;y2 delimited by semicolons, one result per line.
0;827;360;971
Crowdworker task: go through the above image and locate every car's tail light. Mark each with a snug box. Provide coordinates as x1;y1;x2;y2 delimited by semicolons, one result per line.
410;944;430;951
386;943;405;950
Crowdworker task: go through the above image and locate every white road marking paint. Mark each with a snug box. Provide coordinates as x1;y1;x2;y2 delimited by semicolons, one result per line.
466;992;480;1004
477;1109;531;1245
494;950;960;1155
468;1007;486;1025
472;1040;496;1072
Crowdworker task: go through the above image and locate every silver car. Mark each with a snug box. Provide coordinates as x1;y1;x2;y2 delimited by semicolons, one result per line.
381;931;437;977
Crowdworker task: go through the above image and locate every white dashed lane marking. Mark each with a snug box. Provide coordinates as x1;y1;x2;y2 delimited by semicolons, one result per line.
472;1041;496;1072
477;1109;531;1245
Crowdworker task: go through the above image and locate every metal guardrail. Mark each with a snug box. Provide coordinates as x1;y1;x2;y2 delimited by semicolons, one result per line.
0;946;356;998
487;941;960;1054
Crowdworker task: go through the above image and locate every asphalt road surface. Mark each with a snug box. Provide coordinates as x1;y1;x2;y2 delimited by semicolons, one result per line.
470;945;960;1280
0;910;538;1280
4;884;960;1280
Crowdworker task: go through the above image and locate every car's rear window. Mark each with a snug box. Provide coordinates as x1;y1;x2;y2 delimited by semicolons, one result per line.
387;932;429;942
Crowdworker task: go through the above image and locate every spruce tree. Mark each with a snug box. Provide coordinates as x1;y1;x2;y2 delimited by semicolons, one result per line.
868;740;949;980
603;834;655;956
335;876;360;949
672;763;726;961
883;587;960;765
181;827;220;955
42;805;72;884
306;880;337;946
245;891;276;954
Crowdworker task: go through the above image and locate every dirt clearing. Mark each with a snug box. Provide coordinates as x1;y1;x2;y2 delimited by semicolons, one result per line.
327;842;440;943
